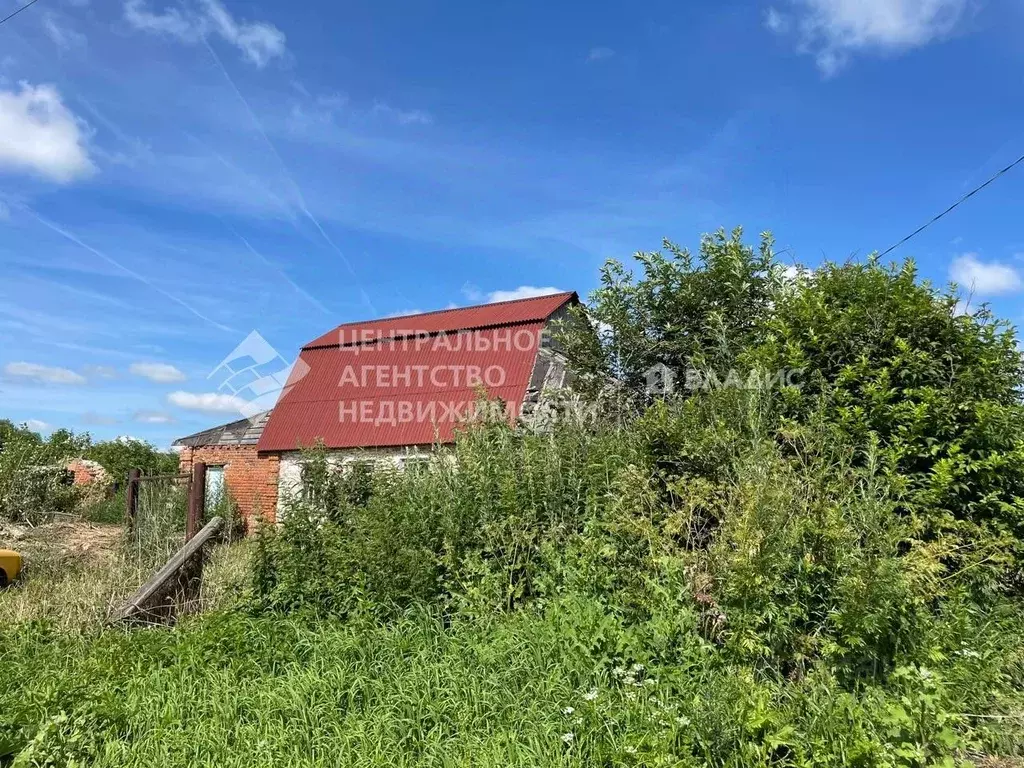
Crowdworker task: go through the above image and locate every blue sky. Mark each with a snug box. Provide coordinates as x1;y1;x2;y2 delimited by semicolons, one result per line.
1;0;1022;448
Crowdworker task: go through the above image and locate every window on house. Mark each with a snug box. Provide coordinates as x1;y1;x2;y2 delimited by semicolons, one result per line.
341;460;374;507
402;456;429;474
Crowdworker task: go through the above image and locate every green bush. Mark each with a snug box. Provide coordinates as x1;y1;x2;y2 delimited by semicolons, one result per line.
0;421;87;524
0;420;180;523
556;228;779;399
81;486;127;524
557;230;1024;588
250;418;646;617
757;257;1024;590
248;391;1004;685
84;438;179;485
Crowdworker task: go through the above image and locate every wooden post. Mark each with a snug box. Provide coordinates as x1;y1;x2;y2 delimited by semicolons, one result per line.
186;461;206;542
125;468;141;532
110;516;225;625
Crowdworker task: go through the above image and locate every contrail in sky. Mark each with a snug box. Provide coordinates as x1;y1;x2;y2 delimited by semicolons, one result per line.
202;38;377;315
226;223;333;315
18;203;235;333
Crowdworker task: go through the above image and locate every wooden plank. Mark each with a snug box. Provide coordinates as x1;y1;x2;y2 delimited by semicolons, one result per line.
110;516;224;624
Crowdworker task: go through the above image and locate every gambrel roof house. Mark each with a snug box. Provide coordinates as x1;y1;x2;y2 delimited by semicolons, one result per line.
174;291;578;524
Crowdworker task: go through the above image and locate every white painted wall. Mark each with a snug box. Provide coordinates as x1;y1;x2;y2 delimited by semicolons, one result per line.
276;445;433;518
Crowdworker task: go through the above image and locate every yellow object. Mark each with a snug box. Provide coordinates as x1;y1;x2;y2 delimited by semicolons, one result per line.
0;549;22;586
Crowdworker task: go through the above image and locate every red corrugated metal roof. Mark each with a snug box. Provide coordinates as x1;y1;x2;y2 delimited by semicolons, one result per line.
258;292;577;451
303;291;577;349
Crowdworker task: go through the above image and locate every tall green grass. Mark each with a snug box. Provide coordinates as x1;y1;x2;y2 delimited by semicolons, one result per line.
2;390;1023;765
2;598;1021;767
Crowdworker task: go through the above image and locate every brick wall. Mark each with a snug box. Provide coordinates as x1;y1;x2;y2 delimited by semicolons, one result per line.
178;445;280;526
66;458;108;486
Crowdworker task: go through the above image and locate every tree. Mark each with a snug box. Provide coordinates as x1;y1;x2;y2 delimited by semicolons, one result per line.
85;438;179;483
755;257;1024;582
557;229;1024;586
556;228;781;401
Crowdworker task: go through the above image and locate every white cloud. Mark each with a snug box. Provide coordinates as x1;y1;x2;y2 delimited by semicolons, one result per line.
485;286;565;303
765;7;789;33
767;0;968;75
371;101;433;126
129;361;187;383
133;410;175;424
288;91;434;134
83;365;118;379
123;0;286;67
949;253;1022;296
3;361;87;385
198;0;285;67
23;419;51;433
82;412;119;426
168;390;247;413
782;264;813;281
43;14;87;50
0;82;94;182
387;303;457;317
287;92;347;131
587;46;615;62
123;0;194;37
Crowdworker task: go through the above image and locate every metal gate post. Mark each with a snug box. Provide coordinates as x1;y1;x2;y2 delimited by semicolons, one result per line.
186;462;207;542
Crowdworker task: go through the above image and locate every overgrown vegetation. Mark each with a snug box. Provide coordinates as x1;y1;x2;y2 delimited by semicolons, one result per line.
0;477;202;630
84;437;180;485
2;228;1024;766
559;230;1024;590
0;419;178;524
0;422;87;524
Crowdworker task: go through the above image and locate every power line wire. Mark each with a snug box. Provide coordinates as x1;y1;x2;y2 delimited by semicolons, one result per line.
0;0;42;27
879;151;1024;258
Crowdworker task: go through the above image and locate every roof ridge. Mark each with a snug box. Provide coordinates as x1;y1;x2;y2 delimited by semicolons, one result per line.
303;317;552;351
324;291;576;331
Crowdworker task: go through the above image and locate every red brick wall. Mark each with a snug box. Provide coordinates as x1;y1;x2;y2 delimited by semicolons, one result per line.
178;446;279;527
66;459;106;486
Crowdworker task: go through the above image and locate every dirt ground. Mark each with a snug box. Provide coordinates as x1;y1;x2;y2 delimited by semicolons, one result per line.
1;519;123;566
0;517;250;628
